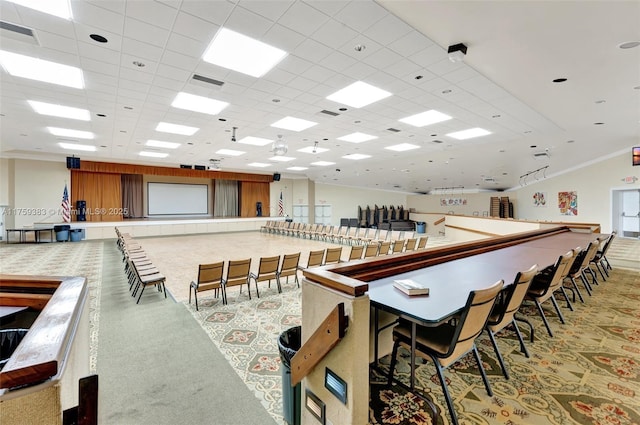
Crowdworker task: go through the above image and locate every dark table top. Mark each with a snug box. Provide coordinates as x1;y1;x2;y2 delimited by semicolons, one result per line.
368;231;604;325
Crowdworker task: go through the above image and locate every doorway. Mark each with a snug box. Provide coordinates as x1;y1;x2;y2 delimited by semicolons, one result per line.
613;189;640;239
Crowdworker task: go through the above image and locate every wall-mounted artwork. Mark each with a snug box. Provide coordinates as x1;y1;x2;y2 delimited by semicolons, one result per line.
533;192;547;207
558;191;578;215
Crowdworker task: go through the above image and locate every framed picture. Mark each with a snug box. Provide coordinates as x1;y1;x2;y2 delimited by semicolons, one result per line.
533;192;547;207
558;191;578;216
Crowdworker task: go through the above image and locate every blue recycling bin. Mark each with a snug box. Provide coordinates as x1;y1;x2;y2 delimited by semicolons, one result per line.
70;229;82;242
54;225;70;242
416;222;426;234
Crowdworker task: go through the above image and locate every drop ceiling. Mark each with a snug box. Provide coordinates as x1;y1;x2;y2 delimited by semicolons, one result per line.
1;0;638;193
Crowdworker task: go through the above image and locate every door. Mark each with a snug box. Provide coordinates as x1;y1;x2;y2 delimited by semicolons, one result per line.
617;189;640;238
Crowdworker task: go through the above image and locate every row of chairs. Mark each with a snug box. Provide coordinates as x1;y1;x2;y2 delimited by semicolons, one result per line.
261;221;418;247
189;253;301;311
115;228;167;304
387;231;616;425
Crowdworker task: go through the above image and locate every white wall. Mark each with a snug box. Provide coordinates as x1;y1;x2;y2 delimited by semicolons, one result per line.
514;152;639;233
10;159;70;228
315;183;407;226
407;191;510;216
0;158;10;206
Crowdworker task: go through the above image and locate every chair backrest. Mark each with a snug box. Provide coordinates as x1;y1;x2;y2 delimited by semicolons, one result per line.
378;241;391;255
198;262;224;285
306;250;325;268
279;252;301;276
583;239;601;265
417;236;428;249
376;229;389;241
405;238;417;251
539;250;574;297
442;279;504;367
389;230;404;241
391;239;405;253
324;247;342;264
598;231;616;256
225;259;251;286
348;245;364;261
488;264;538;332
364;243;379;258
256;255;280;277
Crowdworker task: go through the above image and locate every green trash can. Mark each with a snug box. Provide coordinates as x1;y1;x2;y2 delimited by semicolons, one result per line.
278;326;301;425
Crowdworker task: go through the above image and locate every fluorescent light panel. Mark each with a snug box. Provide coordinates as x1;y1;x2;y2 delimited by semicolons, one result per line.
248;162;271;167
156;122;199;136
202;28;287;78
171;92;229;115
5;0;72;20
28;100;90;121
0;51;84;88
58;142;95;151
326;81;392;108
342;153;371;160
337;132;377;143
269;156;295;162
298;146;329;154
216;149;245;156
311;161;335;166
48;127;94;139
399;110;452;127
287;166;308;171
446;128;491;140
385;143;420;152
139;151;168;158
237;136;272;146
271;116;317;132
146;140;180;149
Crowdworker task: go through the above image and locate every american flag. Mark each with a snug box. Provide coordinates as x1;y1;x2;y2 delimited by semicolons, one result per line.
278;191;284;216
61;184;71;223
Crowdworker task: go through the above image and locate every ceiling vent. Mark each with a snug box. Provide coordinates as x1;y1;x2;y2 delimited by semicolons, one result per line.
319;109;339;117
192;74;224;87
483;177;496;182
0;21;40;45
533;151;550;159
386;127;401;132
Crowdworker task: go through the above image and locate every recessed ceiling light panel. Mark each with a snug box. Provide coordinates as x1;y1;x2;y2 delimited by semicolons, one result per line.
271;116;317;132
446;128;491;140
48;127;94;139
385;143;420;152
399;110;452;127
310;161;336;166
298;146;329;154
326;81;392;108
269;156;295;162
202;28;287;78
58;142;95;151
342;153;371;160
171;92;229;115
248;162;271;167
216;149;245;156
139;151;169;158
337;132;377;143
5;0;73;20
287;166;308;171
28;100;90;121
237;136;273;146
145;140;180;149
0;51;84;88
156;122;199;136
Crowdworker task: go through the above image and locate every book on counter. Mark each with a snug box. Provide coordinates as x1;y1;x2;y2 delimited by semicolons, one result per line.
393;279;429;296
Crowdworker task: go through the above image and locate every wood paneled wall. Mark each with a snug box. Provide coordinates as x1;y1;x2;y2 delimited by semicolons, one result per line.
240;182;271;217
71;171;122;222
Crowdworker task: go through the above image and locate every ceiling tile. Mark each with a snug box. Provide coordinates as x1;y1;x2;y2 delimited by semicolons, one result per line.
123;17;170;48
278;1;329;36
125;0;178;29
333;1;386;32
171;11;219;42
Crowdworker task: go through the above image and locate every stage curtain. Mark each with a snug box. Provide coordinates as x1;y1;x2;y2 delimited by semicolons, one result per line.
239;181;270;217
121;174;143;218
71;171;122;222
213;179;238;217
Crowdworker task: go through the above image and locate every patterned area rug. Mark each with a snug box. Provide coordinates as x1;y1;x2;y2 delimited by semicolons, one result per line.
0;241;104;373
187;267;640;425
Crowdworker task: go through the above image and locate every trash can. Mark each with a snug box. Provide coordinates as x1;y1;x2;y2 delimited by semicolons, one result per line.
0;329;29;371
54;224;71;242
70;228;82;242
278;326;302;425
416;221;426;234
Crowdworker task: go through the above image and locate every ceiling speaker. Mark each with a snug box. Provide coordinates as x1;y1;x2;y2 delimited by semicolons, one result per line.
273;173;281;181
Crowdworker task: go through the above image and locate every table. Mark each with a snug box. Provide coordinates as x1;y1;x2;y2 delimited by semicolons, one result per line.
5;228;55;243
368;231;605;389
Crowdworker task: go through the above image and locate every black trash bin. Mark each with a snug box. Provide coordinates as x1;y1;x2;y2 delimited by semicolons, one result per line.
0;329;29;370
278;326;301;425
54;224;71;242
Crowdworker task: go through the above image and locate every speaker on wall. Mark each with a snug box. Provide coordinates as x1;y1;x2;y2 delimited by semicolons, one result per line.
180;164;192;169
273;173;281;181
194;165;206;170
66;156;81;169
